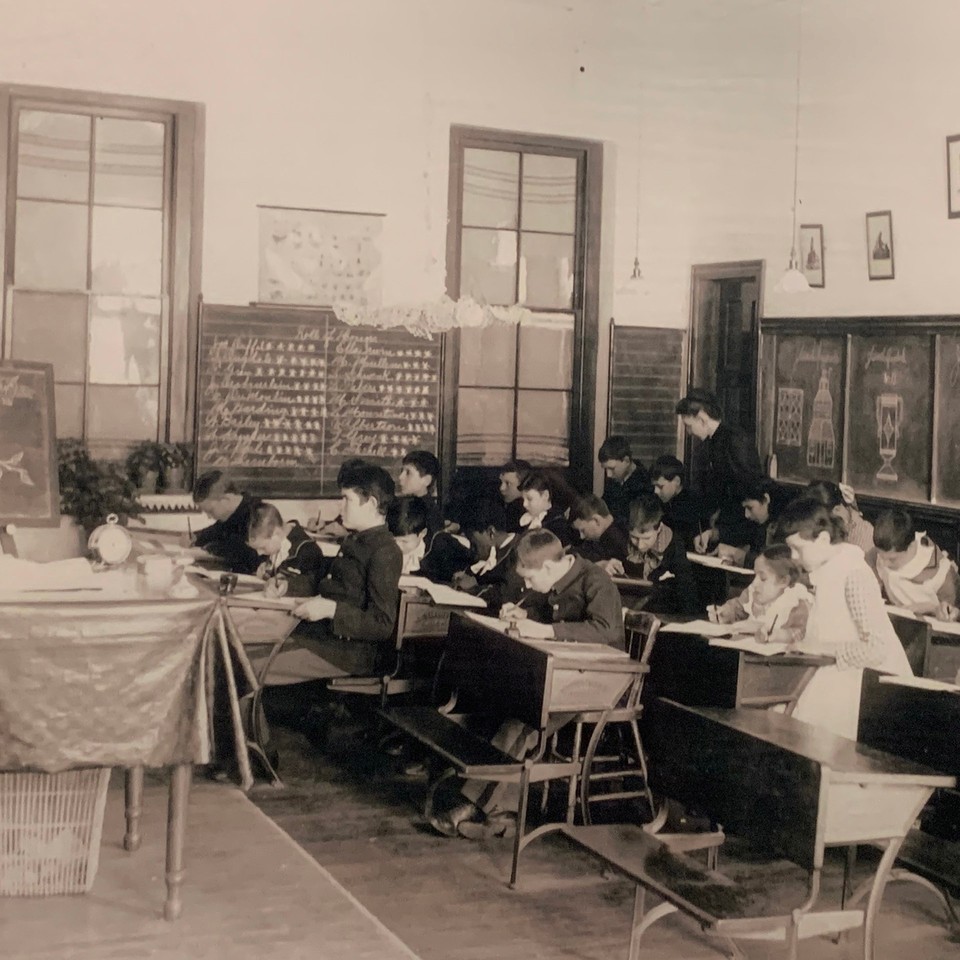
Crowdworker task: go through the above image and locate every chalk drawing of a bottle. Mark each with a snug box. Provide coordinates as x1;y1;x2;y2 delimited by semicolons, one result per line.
875;392;902;483
807;368;836;469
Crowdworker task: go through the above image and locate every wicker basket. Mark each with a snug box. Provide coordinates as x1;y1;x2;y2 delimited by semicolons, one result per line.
0;768;110;896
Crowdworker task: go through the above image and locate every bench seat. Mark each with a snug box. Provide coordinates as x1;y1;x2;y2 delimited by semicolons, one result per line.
563;824;864;947
896;829;960;899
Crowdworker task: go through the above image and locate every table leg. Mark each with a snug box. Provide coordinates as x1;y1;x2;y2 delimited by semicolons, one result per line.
163;763;191;921
123;766;144;852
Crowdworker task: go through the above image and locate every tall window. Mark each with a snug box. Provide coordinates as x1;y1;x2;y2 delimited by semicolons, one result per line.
0;86;203;458
445;126;601;486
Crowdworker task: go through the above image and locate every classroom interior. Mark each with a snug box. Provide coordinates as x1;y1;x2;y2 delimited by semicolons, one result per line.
2;1;960;958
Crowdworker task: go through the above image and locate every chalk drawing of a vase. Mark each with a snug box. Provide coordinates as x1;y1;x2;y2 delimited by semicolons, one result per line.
875;392;902;483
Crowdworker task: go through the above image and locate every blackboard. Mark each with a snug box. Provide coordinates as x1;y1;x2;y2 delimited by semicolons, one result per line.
607;325;684;468
935;333;960;504
771;335;845;484
0;360;59;526
195;304;442;497
847;334;931;502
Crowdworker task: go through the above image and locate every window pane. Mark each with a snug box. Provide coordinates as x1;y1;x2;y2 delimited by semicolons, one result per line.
516;390;570;465
88;296;161;385
11;291;87;382
55;384;85;438
94;117;165;209
462;149;518;229
458;324;517;387
521;154;577;234
86;385;158;440
17;110;90;203
460;228;517;306
519;232;574;309
518;313;574;389
14;199;88;290
456;387;514;465
91;206;162;294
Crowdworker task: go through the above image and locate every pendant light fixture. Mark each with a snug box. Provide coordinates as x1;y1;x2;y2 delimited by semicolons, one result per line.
618;4;647;296
775;0;810;294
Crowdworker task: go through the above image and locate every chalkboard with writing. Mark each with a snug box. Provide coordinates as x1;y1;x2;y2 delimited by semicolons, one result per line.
847;334;931;502
771;335;845;484
607;325;685;469
195;303;441;497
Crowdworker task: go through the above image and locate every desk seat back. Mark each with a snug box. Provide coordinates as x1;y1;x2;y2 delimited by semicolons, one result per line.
858;669;960;776
644;698;823;872
440;613;549;730
887;614;932;677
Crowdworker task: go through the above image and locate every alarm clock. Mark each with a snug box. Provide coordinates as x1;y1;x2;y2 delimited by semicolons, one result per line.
88;513;133;568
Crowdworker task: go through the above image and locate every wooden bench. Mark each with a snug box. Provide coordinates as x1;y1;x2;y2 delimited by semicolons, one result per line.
849;668;960;936
379;611;643;887
562;697;954;959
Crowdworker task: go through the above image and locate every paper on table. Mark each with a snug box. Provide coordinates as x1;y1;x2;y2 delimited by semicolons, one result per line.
885;604;922;621
185;566;265;587
0;556;103;592
924;616;960;637
660;619;741;637
685;553;754;577
879;674;960;694
227;593;299;611
420;583;487;608
709;637;789;657
399;575;434;589
465;611;511;632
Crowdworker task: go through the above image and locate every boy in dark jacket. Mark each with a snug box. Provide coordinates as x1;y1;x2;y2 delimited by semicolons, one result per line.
247;502;330;597
387;495;473;584
190;470;266;574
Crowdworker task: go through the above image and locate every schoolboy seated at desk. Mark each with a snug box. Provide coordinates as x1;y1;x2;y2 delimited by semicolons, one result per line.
246;502;330;597
188;470;266;575
708;543;811;644
258;465;402;728
517;469;575;547
428;529;624;839
804;480;875;557
869;508;960;618
598;435;652;529
397;450;443;536
497;458;532;534
650;454;708;552
570;494;629;565
451;505;524;612
738;476;795;568
387;495;473;584
600;493;700;617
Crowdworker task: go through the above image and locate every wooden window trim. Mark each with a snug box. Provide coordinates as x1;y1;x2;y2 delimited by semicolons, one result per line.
442;124;601;493
0;83;204;456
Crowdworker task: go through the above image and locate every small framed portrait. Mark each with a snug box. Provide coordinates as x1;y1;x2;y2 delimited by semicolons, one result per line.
798;224;824;288
865;210;895;280
947;135;960;218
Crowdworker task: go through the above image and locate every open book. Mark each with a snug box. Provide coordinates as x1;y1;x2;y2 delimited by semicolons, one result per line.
399;576;487;608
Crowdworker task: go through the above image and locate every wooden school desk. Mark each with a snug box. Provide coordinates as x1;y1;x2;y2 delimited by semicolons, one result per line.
381;611;644;885
643;627;832;713
567;697;955;959
687;551;754;605
0;570;230;920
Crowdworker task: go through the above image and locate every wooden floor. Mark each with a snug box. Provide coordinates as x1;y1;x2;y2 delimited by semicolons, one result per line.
3;722;958;960
2;775;422;960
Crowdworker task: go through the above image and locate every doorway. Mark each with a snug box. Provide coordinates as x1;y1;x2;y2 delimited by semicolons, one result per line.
686;260;765;487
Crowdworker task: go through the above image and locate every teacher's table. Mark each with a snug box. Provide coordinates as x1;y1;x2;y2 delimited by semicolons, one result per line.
0;568;245;920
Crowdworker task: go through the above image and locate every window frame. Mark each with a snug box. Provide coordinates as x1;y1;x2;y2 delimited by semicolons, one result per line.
442;124;602;494
0;83;204;459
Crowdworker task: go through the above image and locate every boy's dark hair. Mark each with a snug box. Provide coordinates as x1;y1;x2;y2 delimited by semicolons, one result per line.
337;457;367;488
500;459;531;479
247;502;284;540
402;450;440;487
570;494;611;522
342;465;395;516
803;480;844;510
518;469;553;498
675;389;723;420
629;493;664;531
757;543;801;585
515;529;565;568
649;455;685;484
193;470;239;502
873;508;915;553
739;476;780;505
598;436;632;463
775;498;844;544
386;495;429;538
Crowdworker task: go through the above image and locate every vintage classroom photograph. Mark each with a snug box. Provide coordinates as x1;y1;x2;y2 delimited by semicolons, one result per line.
1;1;959;958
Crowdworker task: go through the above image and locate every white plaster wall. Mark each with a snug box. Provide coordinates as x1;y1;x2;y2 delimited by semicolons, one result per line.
1;0;958;325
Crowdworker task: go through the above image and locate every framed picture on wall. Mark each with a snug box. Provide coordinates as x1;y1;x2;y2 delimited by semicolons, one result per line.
798;224;824;288
947;135;960;218
866;210;895;280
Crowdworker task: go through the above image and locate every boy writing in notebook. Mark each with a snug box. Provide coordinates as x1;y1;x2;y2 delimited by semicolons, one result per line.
189;470;266;574
428;529;623;838
246;502;330;597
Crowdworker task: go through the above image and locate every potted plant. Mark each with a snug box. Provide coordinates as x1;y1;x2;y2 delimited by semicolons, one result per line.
161;441;193;492
125;441;169;494
58;439;141;536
